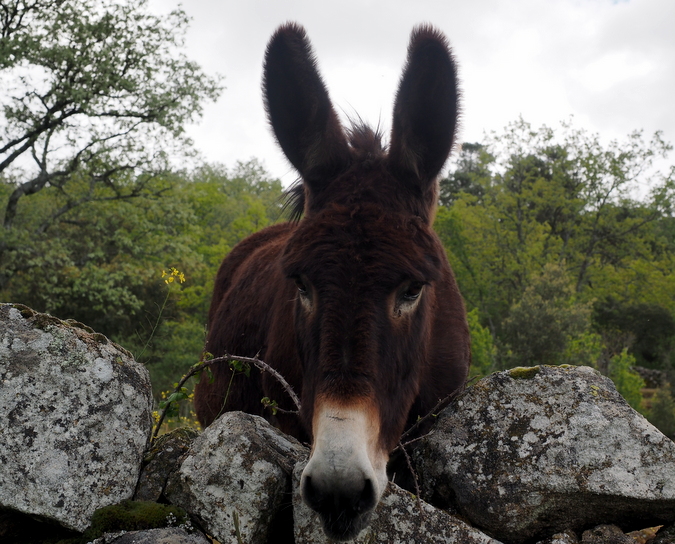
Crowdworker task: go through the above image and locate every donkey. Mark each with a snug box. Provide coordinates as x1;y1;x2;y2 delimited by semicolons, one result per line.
194;22;470;541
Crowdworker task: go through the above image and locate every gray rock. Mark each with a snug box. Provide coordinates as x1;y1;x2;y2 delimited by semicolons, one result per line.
535;531;579;544
0;304;153;532
654;525;675;544
414;365;675;544
135;427;199;502
89;527;211;544
581;524;634;544
165;411;307;544
293;460;504;544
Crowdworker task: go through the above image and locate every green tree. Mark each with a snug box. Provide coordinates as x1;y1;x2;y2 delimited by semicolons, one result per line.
0;0;222;287
648;387;675;439
439;142;491;207
437;119;675;370
501;263;594;368
2;173;202;339
1;156;285;397
135;161;285;396
467;307;497;380
560;330;604;369
608;349;646;413
594;298;675;370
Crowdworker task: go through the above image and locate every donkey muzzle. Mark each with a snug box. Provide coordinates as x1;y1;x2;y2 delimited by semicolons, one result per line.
301;401;388;541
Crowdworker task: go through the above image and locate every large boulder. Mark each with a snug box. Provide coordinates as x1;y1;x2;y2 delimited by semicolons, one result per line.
165;411;307;544
414;365;675;543
293;460;504;544
0;303;153;532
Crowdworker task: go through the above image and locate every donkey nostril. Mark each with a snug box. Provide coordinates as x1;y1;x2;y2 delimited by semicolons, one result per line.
302;475;322;511
356;478;376;513
303;473;377;517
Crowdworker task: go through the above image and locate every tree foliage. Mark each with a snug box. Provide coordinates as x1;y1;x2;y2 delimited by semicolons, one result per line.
437;119;675;364
0;0;222;287
0;157;285;396
608;349;646;413
443;122;672;292
648;387;675;439
501;262;594;368
594;298;675;370
437;118;675;428
466;307;497;380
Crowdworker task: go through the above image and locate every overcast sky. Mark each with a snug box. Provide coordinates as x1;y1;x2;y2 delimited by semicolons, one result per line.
148;0;675;185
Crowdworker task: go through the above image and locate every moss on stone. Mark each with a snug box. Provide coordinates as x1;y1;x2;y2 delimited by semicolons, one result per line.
29;312;67;331
508;366;541;379
65;319;95;334
14;304;36;319
82;500;189;540
9;303;136;361
10;305;96;337
91;333;108;344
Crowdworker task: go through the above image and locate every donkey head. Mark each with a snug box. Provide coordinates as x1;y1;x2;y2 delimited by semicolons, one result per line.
264;23;460;540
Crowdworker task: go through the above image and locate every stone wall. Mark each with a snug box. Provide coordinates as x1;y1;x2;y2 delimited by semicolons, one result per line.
2;303;675;544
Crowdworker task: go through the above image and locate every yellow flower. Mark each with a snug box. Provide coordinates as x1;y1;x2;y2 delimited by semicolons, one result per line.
161;267;186;284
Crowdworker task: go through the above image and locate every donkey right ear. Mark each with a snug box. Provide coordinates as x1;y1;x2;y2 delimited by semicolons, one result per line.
263;23;350;187
388;26;460;188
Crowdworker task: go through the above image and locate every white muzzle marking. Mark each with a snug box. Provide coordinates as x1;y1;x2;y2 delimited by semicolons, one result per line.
300;400;388;539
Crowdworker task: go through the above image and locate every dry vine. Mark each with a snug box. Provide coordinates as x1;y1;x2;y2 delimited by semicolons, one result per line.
151;353;301;442
398;438;425;518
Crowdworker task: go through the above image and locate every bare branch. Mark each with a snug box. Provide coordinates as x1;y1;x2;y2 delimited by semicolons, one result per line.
397;439;425;518
212;353;302;411
398;388;462;445
151;353;301;442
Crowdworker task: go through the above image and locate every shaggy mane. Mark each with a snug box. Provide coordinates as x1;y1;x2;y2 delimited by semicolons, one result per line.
282;122;386;222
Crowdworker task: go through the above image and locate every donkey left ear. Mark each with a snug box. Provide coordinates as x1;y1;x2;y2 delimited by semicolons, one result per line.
388;26;459;187
263;23;350;189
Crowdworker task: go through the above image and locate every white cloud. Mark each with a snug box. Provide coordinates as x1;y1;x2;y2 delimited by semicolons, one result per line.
149;0;675;184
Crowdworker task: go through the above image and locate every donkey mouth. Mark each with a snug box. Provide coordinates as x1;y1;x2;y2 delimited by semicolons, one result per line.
318;508;373;542
304;475;377;541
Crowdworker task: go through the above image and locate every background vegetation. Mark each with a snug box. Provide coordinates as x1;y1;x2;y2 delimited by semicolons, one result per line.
2;0;675;437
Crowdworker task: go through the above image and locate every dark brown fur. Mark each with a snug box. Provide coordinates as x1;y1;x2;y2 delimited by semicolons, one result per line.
195;22;470;456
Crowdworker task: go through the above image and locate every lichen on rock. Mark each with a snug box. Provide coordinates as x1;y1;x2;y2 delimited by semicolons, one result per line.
413;365;675;543
165;411;307;544
0;303;153;532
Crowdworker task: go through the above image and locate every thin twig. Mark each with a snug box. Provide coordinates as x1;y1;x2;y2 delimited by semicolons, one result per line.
397;434;428;450
213;353;302;411
398;388;462;445
398;440;425;519
137;292;170;363
271;406;299;415
151;353;301;442
233;510;244;544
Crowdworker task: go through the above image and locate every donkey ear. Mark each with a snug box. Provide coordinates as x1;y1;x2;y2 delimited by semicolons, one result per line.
388;25;459;186
263;23;350;186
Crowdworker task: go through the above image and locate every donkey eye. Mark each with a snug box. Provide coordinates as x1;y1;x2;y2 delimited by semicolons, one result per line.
402;281;425;302
294;276;309;296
